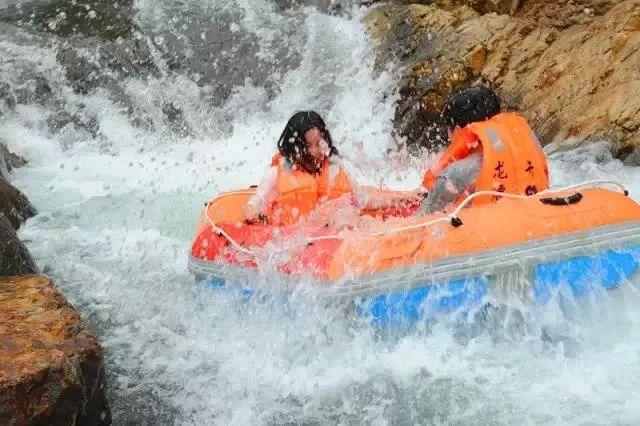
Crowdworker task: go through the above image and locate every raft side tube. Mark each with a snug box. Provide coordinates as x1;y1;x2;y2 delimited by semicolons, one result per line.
189;221;640;325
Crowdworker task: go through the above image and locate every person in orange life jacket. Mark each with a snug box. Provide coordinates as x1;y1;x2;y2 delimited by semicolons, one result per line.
245;111;421;225
416;86;549;214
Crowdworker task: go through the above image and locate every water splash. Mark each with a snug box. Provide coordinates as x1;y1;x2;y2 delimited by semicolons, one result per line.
2;0;640;424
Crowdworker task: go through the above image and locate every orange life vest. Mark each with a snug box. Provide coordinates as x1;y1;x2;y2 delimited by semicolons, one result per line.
422;112;549;205
267;154;354;225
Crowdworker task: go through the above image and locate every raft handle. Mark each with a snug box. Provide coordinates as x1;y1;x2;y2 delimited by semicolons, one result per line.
540;192;583;206
451;217;463;227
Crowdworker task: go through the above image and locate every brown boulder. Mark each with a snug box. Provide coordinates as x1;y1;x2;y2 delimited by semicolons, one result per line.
369;0;522;15
437;0;521;14
506;0;640;150
366;0;640;153
0;275;111;425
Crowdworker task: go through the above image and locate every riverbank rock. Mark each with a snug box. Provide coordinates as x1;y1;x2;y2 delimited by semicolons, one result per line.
0;144;27;175
0;215;37;277
0;174;36;231
0;81;17;116
1;141;37;276
0;275;111;425
366;0;640;153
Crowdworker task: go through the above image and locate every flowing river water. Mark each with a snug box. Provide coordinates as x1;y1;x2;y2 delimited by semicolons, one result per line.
2;1;640;424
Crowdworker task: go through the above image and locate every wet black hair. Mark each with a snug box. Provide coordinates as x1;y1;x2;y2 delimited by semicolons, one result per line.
277;111;338;174
442;86;501;129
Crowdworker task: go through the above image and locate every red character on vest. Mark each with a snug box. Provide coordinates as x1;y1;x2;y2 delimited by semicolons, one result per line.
418;86;549;214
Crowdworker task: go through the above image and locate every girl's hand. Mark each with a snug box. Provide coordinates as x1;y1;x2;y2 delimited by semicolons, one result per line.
244;202;262;223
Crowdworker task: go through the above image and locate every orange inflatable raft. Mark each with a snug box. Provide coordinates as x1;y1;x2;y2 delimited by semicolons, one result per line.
189;181;640;325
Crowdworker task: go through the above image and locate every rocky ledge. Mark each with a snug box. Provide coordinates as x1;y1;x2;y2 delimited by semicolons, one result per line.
1;140;111;423
0;275;111;425
1;141;37;277
366;0;640;156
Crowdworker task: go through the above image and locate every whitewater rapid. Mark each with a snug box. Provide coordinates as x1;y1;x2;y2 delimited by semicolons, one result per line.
2;1;640;424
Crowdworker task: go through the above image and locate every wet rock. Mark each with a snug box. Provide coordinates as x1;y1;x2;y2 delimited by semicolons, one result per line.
453;0;521;15
162;101;191;137
272;0;358;13
517;0;618;28
620;146;640;166
56;43;139;97
366;0;522;15
4;0;302;137
56;46;103;95
0;215;37;276
99;38;157;78
0;274;111;425
55;40;148;124
47;109;100;139
13;74;53;105
0;142;36;277
0;81;17;126
144;7;292;96
45;0;157;96
366;0;640;152
365;4;489;150
0;81;17;114
0;33;57;107
0;177;36;231
0;0;135;41
0;142;27;176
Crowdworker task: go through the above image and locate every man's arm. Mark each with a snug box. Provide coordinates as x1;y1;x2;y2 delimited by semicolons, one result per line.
417;153;482;214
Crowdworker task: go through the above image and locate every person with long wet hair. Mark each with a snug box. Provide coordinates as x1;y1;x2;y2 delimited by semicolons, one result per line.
245;111;419;226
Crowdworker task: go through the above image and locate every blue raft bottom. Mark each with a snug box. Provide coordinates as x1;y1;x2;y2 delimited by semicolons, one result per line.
201;244;640;327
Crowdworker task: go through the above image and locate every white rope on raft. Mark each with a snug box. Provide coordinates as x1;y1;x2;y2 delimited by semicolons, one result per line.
203;212;257;257
307;179;629;241
205;179;630;257
201;189;264;257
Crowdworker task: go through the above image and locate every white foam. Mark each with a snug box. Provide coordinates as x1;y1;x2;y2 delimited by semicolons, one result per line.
3;2;640;424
